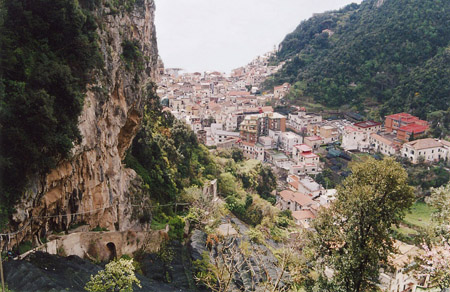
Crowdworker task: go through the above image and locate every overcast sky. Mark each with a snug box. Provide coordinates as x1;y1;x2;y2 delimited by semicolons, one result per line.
155;0;362;73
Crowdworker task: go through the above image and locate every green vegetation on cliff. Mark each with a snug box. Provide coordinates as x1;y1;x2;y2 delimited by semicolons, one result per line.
0;0;102;226
124;84;218;207
265;0;450;118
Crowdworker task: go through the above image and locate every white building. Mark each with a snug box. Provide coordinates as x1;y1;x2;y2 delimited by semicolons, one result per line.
288;109;322;132
213;130;240;144
401;138;448;164
279;132;303;154
369;133;398;156
341;126;370;152
297;176;325;198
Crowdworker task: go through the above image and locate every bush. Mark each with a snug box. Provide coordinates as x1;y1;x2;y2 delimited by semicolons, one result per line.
168;216;185;241
218;172;238;197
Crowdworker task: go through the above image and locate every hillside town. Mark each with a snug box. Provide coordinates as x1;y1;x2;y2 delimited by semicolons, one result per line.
157;52;450;292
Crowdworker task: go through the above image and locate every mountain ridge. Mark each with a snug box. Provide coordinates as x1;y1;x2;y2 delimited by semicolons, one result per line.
265;0;450;119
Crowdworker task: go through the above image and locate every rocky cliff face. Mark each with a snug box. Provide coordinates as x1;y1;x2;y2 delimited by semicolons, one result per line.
12;0;158;242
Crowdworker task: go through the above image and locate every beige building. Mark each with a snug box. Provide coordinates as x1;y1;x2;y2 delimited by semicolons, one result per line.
369;133;398;156
319;125;339;144
401;138;448;164
353;121;382;133
277;189;318;212
273;83;291;99
378;241;423;292
304;136;323;150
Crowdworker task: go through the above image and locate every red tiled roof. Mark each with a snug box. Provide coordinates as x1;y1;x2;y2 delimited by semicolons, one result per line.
241;141;255;147
289;180;299;190
301;152;318;158
260;106;274;113
292;210;315;221
279;190;315;207
386;113;428;126
398;124;429;134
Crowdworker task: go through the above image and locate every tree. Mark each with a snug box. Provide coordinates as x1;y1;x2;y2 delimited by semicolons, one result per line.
416;184;450;290
85;258;141;292
218;172;238;197
427;184;450;231
256;165;277;203
306;158;414;292
231;149;244;163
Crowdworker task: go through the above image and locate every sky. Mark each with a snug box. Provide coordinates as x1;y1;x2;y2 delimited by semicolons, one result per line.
155;0;362;73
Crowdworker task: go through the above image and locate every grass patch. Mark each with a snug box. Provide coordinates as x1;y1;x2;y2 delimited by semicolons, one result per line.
350;152;372;163
392;225;419;236
403;202;435;229
238;159;261;173
91;226;109;232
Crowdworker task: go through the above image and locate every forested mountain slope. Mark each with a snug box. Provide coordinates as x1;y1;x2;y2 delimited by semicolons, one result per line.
265;0;450;118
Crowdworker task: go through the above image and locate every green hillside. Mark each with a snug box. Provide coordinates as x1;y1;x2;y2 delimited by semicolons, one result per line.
265;0;450;118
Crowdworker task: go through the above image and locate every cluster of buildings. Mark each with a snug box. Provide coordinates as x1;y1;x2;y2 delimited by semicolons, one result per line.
157;49;449;292
342;113;450;164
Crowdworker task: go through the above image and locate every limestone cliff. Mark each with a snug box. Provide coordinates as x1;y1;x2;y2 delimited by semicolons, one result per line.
12;0;158;242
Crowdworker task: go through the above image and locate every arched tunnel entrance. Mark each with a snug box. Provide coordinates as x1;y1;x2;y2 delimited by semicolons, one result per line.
106;242;117;261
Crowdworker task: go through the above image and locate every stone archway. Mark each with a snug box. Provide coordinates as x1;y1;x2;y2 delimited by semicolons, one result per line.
106;242;117;261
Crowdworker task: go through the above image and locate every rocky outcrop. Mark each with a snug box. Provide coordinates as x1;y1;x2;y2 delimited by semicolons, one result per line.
12;0;158;243
189;217;290;292
4;251;193;292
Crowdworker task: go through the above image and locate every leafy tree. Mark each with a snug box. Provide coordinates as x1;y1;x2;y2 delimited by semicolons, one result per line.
256;165;277;203
231;149;244;162
426;184;450;236
416;185;450;290
306;158;414;292
218;172;238;198
85;258;141;292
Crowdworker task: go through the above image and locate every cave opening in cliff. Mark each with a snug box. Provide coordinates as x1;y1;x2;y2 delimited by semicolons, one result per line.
106;242;117;261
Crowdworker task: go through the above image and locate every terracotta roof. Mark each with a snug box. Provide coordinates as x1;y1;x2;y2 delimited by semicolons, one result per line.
370;133;394;146
385;112;418;121
279;190;294;200
241;141;255;147
292;210;316;221
260;106;274;113
292;193;316;207
398;124;429;133
288;180;299;190
301;152;318;158
279;190;315;207
441;140;450;147
404;138;443;150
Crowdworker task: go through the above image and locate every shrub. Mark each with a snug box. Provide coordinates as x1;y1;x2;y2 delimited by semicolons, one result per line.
168;216;185;241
